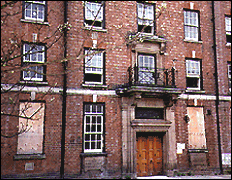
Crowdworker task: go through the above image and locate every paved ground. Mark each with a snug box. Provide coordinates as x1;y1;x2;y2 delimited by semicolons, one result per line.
137;175;231;179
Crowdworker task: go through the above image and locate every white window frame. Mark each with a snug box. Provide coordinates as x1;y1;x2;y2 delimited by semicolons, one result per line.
184;10;199;41
84;104;104;153
138;54;155;84
23;44;45;81
186;60;201;90
24;1;46;22
228;62;231;92
84;50;104;84
225;16;231;44
137;3;154;34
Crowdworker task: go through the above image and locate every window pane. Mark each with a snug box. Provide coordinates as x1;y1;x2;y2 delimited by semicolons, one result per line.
92;116;96;123
97;105;102;113
23;70;30;79
24;44;30;61
85;105;91;113
32;4;37;19
85;142;90;149
86;125;90;132
91;134;95;141
36;66;43;79
97;116;101;123
25;3;31;18
91;142;95;149
91;124;96;132
85;134;90;141
97;125;101;132
187;77;199;88
97;142;101;149
37;5;44;20
97;134;101;140
86;116;90;123
92;105;96;113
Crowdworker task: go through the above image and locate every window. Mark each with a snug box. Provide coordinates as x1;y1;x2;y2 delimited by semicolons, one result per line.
23;1;46;22
138;54;156;84
22;43;45;81
17;102;45;154
84;49;104;84
135;107;164;119
137;2;155;34
83;103;104;153
186;59;201;90
184;10;199;41
84;1;104;28
225;16;231;44
228;62;231;92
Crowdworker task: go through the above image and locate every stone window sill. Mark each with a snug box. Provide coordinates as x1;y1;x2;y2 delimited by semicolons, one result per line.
80;152;107;157
19;81;48;86
20;19;49;26
186;89;205;94
14;154;46;160
82;84;107;88
82;26;107;33
188;149;208;153
183;39;203;44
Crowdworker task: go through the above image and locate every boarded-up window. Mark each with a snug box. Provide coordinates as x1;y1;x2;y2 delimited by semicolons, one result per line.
187;107;207;149
17;102;45;154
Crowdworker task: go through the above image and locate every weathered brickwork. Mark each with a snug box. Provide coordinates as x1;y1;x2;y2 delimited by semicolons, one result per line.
1;1;231;178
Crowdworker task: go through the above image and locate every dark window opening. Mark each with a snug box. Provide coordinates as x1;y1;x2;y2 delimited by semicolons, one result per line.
84;74;102;83
135;107;164;119
186;77;199;88
85;20;102;27
226;34;231;44
138;25;152;33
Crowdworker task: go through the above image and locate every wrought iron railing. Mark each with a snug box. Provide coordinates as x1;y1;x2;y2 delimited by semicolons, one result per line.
128;65;176;87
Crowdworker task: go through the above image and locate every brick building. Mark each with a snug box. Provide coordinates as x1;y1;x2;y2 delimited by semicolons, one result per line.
1;1;231;179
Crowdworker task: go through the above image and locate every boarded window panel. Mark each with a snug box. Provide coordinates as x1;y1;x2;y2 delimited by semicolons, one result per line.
17;102;45;154
187;107;207;149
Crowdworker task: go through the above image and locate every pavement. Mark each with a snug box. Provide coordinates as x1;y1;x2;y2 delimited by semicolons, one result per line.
137;175;231;179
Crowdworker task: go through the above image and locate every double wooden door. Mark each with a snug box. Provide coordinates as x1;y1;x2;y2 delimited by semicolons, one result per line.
136;133;163;177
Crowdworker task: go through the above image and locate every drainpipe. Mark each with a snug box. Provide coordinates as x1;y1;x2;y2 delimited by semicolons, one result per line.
60;1;68;179
212;1;223;174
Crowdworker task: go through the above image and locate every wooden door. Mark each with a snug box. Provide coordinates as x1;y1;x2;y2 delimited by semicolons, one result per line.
136;133;163;177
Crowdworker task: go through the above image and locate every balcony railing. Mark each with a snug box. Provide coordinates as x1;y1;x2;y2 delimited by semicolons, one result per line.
128;65;176;87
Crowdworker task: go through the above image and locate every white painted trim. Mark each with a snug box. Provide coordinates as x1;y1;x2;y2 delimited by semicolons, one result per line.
1;84;116;96
67;88;116;96
178;93;231;101
1;84;61;93
1;84;230;100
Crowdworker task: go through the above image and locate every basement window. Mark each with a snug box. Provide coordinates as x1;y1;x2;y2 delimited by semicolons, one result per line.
135;107;164;119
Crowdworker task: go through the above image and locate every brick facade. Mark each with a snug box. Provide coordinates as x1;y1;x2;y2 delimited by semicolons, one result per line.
1;1;231;179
